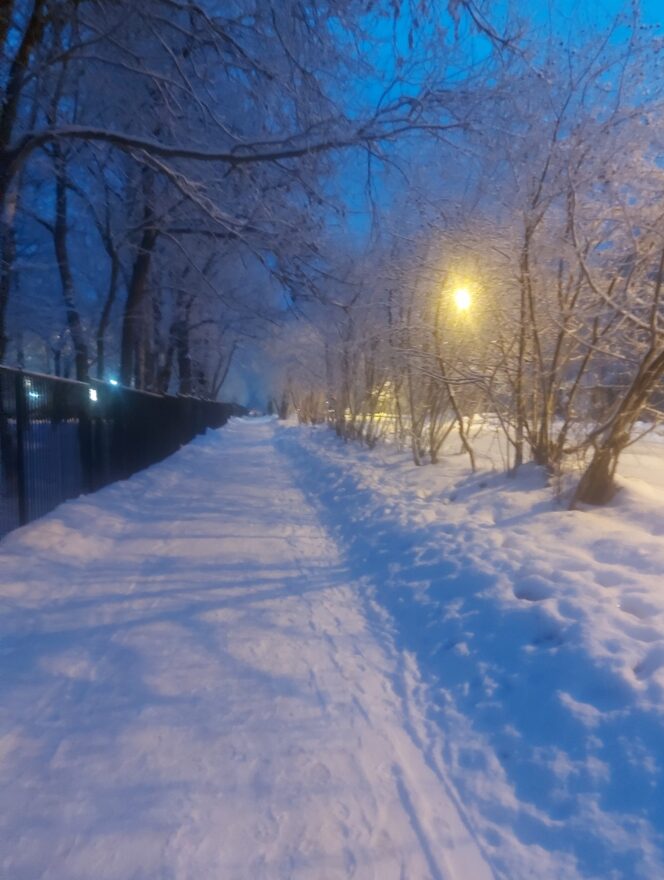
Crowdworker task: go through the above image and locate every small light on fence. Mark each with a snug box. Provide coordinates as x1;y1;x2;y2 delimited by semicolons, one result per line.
108;378;119;386
89;388;98;402
28;390;40;400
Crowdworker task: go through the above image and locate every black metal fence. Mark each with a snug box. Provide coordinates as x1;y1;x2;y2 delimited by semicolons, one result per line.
0;365;244;538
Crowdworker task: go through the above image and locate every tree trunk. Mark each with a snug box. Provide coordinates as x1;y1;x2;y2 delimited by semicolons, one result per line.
513;267;529;471
433;303;476;472
278;391;289;420
0;0;47;357
573;349;664;505
0;1;14;57
120;221;157;386
53;149;88;381
96;249;120;379
156;338;175;394
211;341;237;399
175;318;192;395
572;445;619;505
0;201;15;363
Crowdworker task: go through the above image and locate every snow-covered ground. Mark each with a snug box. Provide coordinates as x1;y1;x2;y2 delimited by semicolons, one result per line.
0;418;491;880
1;417;664;878
277;421;664;879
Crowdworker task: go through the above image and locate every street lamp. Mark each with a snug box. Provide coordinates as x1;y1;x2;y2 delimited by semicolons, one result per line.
453;286;472;312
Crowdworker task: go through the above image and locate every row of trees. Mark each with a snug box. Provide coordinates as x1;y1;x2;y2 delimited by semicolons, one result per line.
276;9;664;505
5;2;664;503
1;0;468;393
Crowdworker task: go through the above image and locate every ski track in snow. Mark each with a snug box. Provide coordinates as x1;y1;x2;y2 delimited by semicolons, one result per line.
0;418;492;880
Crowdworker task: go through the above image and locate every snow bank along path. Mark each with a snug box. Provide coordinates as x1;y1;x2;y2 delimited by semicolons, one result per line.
0;418;492;880
285;423;664;879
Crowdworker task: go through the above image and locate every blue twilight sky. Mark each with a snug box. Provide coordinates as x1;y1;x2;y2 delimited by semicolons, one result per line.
322;0;664;237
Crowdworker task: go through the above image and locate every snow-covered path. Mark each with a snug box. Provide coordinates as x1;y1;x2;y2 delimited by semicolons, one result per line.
0;418;492;880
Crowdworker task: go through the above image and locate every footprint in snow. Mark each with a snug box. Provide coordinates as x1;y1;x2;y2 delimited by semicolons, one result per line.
618;595;661;621
633;645;664;680
620;622;662;644
595;569;625;588
308;761;332;786
513;575;554;602
254;814;279;842
334;801;350;821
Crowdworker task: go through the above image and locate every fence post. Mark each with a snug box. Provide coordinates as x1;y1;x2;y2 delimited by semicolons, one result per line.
79;388;94;494
14;371;28;526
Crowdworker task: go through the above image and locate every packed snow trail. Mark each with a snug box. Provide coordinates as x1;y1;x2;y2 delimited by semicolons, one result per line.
0;418;492;880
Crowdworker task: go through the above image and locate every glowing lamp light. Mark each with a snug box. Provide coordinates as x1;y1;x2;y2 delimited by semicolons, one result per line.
108;378;119;386
89;388;98;402
453;287;472;311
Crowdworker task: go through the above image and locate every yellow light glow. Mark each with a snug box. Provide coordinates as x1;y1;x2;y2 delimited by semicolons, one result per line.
453;287;472;311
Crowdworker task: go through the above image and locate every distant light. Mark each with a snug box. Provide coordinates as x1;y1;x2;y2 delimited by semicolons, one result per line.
453;287;472;311
108;378;119;386
89;388;98;402
28;390;40;400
